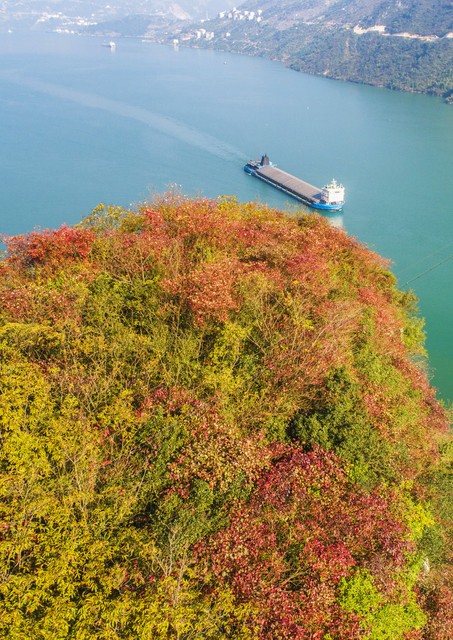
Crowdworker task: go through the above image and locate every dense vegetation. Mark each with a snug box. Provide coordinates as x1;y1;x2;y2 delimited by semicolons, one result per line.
0;196;451;639
287;29;453;99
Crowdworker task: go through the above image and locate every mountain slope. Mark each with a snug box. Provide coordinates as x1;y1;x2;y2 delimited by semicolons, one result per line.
174;0;453;100
237;0;453;36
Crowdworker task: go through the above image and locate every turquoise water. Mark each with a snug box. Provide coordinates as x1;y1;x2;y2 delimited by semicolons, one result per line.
1;32;452;401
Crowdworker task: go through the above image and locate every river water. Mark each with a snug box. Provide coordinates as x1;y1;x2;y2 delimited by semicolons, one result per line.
0;32;452;401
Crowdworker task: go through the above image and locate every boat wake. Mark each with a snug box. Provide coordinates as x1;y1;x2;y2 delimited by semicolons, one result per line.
1;72;245;163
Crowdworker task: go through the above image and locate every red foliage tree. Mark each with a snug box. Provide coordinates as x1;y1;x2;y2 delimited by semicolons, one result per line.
4;226;95;272
198;445;414;639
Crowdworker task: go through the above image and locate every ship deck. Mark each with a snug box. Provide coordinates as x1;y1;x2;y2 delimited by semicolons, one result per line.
255;165;322;203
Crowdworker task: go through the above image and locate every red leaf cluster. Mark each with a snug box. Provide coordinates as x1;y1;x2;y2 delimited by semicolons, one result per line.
198;445;413;639
4;226;95;272
163;257;245;324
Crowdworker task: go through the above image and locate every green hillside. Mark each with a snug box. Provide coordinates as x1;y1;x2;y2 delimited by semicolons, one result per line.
0;196;451;638
173;0;453;100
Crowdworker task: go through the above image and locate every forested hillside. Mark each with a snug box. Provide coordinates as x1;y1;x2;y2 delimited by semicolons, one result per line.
237;0;453;37
0;196;451;638
174;0;453;100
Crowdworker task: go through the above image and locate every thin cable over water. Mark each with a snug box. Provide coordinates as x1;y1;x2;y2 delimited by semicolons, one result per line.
403;254;453;286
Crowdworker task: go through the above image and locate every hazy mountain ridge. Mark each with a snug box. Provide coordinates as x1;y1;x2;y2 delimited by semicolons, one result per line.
0;0;237;30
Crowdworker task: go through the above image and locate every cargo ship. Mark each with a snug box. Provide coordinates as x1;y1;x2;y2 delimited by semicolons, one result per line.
244;155;345;211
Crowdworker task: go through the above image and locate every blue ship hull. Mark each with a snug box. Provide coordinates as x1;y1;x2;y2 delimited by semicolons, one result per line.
308;201;344;211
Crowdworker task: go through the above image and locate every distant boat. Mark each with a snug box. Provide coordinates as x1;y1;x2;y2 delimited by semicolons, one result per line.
102;41;116;49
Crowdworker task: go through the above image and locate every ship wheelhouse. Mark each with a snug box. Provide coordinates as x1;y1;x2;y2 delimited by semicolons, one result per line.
321;179;345;206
